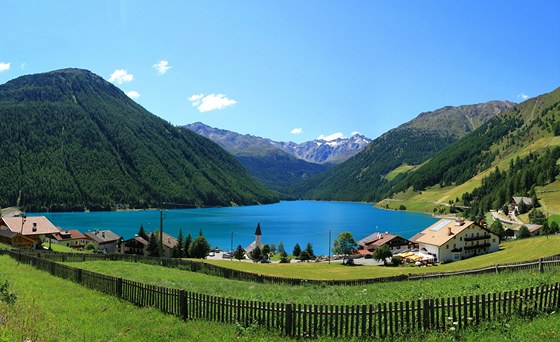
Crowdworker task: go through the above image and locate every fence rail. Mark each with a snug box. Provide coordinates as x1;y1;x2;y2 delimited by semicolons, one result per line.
1;249;559;338
18;249;560;286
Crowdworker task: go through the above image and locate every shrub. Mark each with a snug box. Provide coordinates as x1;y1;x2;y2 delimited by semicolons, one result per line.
85;242;96;251
391;256;402;266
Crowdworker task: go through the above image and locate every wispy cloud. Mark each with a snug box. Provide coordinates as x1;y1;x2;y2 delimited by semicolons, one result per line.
351;131;361;136
189;93;237;112
0;62;11;72
108;69;134;85
153;60;172;75
126;90;140;99
317;132;345;141
517;93;529;101
291;128;303;134
20;63;27;70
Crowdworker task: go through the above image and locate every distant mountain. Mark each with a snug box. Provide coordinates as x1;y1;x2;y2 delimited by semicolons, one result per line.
0;69;277;211
185;122;371;164
273;134;372;164
184;122;334;194
301;100;514;201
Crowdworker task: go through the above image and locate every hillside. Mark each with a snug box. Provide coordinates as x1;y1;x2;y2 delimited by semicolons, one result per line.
380;87;560;216
301;100;513;201
0;69;277;211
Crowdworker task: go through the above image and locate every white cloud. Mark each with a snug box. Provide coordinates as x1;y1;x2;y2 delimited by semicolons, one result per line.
351;131;361;136
317;132;345;141
0;62;11;72
517;93;529;101
153;60;172;74
108;69;134;85
20;63;27;70
291;128;303;134
126;90;140;99
189;93;237;112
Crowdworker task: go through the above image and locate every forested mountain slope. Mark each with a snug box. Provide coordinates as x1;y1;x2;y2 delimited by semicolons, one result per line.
302;101;513;201
0;69;277;211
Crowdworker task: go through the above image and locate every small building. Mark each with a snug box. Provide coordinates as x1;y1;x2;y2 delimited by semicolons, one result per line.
356;232;411;254
0;216;60;249
245;223;264;255
123;235;148;255
410;218;499;263
151;231;178;258
85;230;121;254
504;224;542;239
508;197;533;214
49;229;88;249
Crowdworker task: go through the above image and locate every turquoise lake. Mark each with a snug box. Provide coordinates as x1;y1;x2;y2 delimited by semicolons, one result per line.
29;201;437;255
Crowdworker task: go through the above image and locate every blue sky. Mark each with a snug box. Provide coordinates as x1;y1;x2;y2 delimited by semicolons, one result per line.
1;1;559;142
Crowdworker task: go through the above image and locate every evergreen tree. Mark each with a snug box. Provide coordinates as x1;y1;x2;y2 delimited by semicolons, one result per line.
279;249;289;263
262;244;270;259
147;233;159;257
171;245;178;258
277;241;286;255
138;224;149;240
298;250;311;261
184;233;192;258
269;243;276;255
250;246;263;263
517;226;531;239
189;235;211;259
233;244;245;261
550;221;559;234
489;220;505;241
176;228;184;258
292;243;301;257
305;242;315;259
528;209;547;225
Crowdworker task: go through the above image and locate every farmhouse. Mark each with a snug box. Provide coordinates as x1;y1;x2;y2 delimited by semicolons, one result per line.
85;230;121;254
151;231;178;258
356;232;411;254
123;235;148;255
411;218;499;263
504;224;542;239
0;216;60;249
508;196;533;214
49;229;88;249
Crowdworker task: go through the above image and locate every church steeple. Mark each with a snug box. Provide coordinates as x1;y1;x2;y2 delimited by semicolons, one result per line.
255;223;262;246
255;223;262;236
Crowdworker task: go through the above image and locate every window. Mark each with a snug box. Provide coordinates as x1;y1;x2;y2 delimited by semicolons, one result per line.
460;237;462;241
454;244;456;248
493;239;496;243
446;244;449;249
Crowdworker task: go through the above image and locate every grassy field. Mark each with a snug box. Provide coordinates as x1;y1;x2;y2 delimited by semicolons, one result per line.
385;163;419;181
71;258;560;306
4;254;560;341
0;255;285;342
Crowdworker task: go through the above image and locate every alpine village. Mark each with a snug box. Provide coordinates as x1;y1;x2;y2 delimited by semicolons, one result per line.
1;3;559;342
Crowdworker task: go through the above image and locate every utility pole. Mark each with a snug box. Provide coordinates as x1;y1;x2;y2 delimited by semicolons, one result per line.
159;203;164;259
230;231;233;260
328;230;331;264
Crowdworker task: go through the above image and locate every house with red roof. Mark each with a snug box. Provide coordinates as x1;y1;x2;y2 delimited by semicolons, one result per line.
50;229;88;249
0;216;60;249
356;232;411;255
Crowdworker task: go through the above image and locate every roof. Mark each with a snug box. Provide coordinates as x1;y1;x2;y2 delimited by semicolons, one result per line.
125;235;148;245
1;216;60;236
507;224;542;233
52;229;86;241
357;232;406;249
245;240;264;254
255;223;262;236
412;219;475;247
512;197;532;205
85;230;121;244
151;231;178;249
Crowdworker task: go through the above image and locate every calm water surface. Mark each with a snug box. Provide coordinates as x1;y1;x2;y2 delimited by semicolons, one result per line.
30;201;437;255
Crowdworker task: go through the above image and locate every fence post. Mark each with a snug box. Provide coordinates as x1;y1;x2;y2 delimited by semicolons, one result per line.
117;277;123;297
495;264;499;274
50;261;55;275
422;298;430;330
76;268;82;284
179;289;188;320
285;303;293;336
539;258;544;273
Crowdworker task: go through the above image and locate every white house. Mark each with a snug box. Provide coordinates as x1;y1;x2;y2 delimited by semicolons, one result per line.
49;229;88;248
245;223;264;255
85;230;121;254
411;218;499;263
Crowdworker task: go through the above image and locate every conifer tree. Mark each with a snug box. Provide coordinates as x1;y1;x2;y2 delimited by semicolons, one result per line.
176;228;184;258
233;244;245;261
292;243;301;257
250;246;263;262
184;233;192;258
147;233;159;257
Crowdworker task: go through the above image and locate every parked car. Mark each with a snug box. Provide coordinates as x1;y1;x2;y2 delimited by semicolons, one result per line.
208;251;215;257
222;252;233;259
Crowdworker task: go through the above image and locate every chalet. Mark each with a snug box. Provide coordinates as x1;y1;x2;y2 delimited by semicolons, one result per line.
245;223;264;255
508;197;533;214
123;235;148;255
0;216;60;249
410;218;499;263
356;232;411;254
151;231;178;258
49;229;88;249
504;224;542;239
85;230;121;254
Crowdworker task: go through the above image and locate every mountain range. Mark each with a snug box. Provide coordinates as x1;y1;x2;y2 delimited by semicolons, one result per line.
0;69;277;211
184;122;370;194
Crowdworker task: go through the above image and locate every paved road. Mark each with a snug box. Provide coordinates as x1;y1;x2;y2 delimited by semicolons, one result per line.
490;210;523;225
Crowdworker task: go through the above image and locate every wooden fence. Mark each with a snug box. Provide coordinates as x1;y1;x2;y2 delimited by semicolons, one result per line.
19;250;560;286
2;250;560;338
